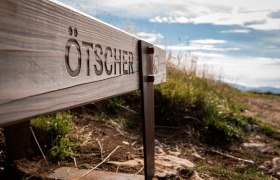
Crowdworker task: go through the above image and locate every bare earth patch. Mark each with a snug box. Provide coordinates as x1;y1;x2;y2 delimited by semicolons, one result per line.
243;94;280;131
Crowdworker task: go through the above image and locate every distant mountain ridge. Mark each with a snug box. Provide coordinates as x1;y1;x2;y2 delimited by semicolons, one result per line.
229;83;280;95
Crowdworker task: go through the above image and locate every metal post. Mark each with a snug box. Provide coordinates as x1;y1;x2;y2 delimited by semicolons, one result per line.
138;40;155;180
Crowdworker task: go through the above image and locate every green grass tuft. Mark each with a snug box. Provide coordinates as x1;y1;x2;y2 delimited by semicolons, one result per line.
31;112;73;138
257;122;280;140
31;112;76;160
155;63;248;144
245;117;280;140
193;164;270;180
106;96;125;114
95;112;107;124
50;137;75;160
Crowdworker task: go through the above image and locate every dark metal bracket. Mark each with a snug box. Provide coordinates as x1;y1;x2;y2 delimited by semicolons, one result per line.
138;40;155;180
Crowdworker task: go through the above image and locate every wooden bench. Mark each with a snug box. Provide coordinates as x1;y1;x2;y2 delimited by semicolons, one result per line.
0;0;166;179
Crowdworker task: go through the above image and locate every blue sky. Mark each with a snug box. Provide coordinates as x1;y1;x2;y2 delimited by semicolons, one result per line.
57;0;280;89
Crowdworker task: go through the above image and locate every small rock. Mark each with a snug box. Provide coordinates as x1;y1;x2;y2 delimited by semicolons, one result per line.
263;160;272;168
258;164;268;171
207;160;213;165
155;154;194;177
269;157;280;174
122;141;129;145
255;135;261;139
157;155;194;168
191;152;204;160
107;158;143;167
136;146;143;151
131;141;137;146
168;150;180;157
190;171;203;180
156;172;168;178
155;139;163;148
246;124;260;132
242;142;267;152
199;172;213;179
155;146;166;155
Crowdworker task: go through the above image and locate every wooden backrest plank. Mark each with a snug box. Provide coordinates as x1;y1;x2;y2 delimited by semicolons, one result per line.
0;0;166;126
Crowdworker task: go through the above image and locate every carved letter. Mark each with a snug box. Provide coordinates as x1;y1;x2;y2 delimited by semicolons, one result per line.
94;44;103;76
129;52;134;74
82;41;93;76
114;48;122;75
122;50;128;75
104;47;113;75
65;38;81;77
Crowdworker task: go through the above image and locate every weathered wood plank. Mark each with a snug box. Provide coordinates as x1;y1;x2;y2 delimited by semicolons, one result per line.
0;0;166;126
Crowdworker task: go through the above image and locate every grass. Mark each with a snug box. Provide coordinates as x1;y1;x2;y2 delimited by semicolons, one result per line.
154;62;248;144
31;112;73;137
31;111;75;160
50;137;75;160
21;57;280;180
79;163;93;169
28;57;280;171
192;164;270;180
245;91;280;98
28;58;280;156
96;60;280;145
245;116;280;140
95;112;107;123
258;122;280;140
106;96;125;114
239;92;280;140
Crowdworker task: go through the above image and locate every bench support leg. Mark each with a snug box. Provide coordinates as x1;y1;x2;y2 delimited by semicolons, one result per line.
4;120;33;164
139;40;155;180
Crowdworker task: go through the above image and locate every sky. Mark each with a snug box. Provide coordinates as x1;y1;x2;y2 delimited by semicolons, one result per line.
58;0;280;91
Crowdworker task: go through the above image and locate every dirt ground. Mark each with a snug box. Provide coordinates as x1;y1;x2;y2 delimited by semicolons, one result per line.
0;93;280;179
243;94;280;131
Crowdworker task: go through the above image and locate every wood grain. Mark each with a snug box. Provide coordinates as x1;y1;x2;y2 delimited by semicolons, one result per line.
0;0;166;126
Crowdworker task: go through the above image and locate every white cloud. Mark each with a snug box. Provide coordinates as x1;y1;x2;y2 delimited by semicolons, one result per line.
150;10;280;30
136;32;164;43
192;51;226;58
59;0;280;30
269;10;280;19
162;39;239;52
247;18;280;30
187;56;280;87
221;29;250;33
164;44;239;52
244;19;267;26
149;1;280;30
265;45;277;49
191;39;226;44
150;16;191;23
168;47;280;87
